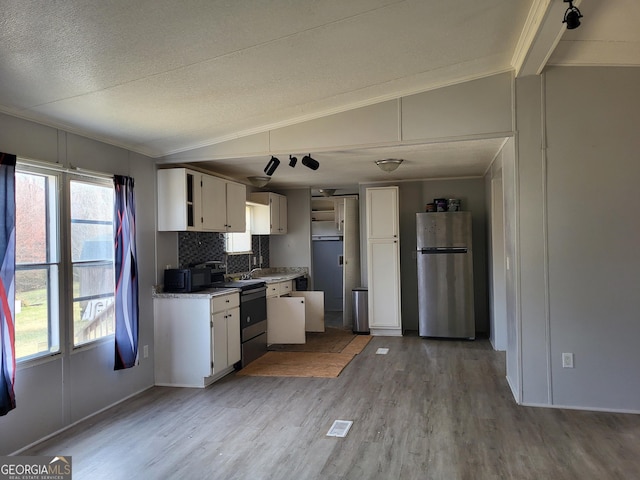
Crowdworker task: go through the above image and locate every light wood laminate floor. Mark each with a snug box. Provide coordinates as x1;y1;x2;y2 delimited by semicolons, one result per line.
24;335;640;479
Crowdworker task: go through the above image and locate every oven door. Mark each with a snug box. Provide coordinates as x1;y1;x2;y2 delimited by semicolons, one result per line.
240;288;267;332
239;287;267;367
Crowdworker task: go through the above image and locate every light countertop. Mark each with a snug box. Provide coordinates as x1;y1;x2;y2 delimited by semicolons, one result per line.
153;286;240;299
233;267;308;284
252;272;303;283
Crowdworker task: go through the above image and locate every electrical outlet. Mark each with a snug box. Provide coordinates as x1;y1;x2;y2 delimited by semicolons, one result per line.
253;256;257;265
143;345;149;359
562;352;574;368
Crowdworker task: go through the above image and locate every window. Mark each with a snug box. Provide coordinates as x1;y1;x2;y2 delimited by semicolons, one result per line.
14;170;60;360
225;205;252;254
70;179;115;347
14;164;117;361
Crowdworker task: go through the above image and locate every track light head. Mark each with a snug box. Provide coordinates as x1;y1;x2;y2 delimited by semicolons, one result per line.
289;155;297;167
264;156;280;176
563;0;583;29
302;154;319;170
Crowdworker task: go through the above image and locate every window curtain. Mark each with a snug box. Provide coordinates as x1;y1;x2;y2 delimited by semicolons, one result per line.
113;175;139;370
0;152;17;415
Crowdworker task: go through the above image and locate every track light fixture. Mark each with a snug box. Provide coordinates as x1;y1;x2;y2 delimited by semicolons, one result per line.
302;154;319;170
562;0;583;29
264;156;280;176
254;153;318;182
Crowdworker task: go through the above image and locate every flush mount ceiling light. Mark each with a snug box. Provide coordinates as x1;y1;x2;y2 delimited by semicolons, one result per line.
375;158;403;172
562;0;583;29
318;188;336;197
247;176;271;188
302;154;320;170
264;156;280;176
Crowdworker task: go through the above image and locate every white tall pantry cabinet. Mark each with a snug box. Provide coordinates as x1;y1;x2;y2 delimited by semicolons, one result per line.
366;187;402;336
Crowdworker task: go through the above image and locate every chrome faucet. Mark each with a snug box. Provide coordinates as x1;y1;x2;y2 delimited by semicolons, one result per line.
240;268;262;280
249;268;262;278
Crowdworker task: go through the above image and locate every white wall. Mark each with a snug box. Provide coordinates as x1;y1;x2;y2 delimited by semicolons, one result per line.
544;67;640;411
511;67;640;412
500;137;520;402
515;74;551;405
486;155;507;351
0;113;156;454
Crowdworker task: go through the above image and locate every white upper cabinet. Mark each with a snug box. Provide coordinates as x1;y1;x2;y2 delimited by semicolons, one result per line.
201;174;227;231
366;186;399;239
224;181;247;233
250;192;287;235
157;168;200;231
157;168;246;232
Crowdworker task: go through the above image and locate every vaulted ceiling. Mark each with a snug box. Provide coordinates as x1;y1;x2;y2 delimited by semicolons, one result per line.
2;0;638;188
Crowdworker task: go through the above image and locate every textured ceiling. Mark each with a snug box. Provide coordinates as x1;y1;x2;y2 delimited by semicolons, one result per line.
1;0;638;188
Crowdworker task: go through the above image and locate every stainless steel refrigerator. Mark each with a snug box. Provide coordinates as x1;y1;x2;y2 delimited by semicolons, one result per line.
416;212;475;339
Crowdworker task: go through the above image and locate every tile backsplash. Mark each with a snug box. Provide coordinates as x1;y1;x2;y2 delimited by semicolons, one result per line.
178;232;269;274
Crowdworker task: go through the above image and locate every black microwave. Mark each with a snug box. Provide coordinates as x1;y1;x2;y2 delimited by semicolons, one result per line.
164;268;211;293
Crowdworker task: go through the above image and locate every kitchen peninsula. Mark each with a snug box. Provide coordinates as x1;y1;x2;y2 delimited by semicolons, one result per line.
153;266;323;388
153;286;242;388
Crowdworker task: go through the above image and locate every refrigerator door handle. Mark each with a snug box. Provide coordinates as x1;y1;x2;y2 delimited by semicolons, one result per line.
419;247;468;254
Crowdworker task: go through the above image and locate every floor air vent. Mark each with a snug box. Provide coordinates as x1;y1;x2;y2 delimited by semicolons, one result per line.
326;420;353;438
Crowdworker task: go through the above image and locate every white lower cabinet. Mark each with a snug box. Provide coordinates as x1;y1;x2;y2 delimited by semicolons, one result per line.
154;292;240;387
367;239;401;332
291;291;325;332
267;296;306;344
211;294;241;372
266;280;325;344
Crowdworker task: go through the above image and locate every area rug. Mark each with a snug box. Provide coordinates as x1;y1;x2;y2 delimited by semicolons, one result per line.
236;351;356;378
267;327;358;353
237;331;372;378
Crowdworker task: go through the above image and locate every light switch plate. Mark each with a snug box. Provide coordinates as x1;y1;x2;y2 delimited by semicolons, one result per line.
562;352;574;368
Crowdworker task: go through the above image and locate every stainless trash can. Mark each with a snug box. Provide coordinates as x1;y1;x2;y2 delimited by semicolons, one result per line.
352;288;369;334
